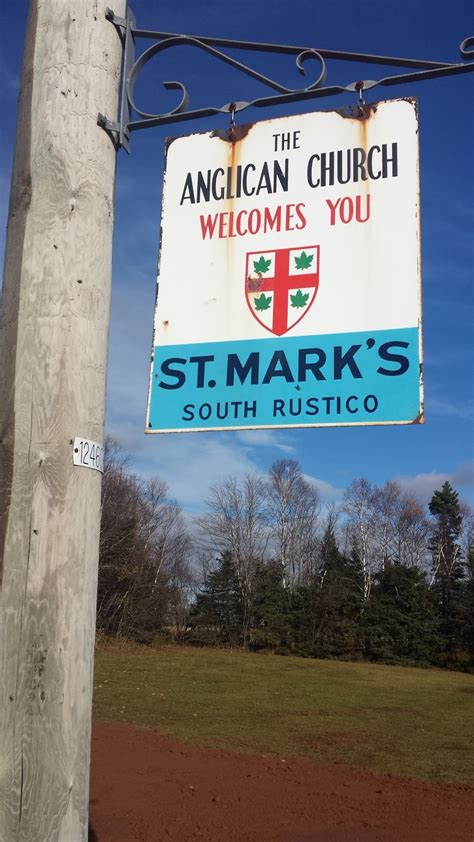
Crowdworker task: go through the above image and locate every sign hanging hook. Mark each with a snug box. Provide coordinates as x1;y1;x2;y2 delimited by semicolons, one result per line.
228;101;237;141
355;80;365;115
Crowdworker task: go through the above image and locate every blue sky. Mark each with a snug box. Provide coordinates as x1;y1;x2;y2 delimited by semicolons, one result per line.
1;1;473;513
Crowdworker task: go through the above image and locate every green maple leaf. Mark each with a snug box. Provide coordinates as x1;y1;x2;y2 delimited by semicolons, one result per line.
254;293;272;312
253;255;272;274
294;251;314;270
290;289;310;309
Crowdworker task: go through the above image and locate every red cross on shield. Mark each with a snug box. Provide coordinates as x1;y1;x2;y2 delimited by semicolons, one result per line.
245;245;320;336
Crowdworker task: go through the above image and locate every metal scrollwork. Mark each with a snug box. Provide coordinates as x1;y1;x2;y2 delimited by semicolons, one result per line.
460;36;474;59
98;9;474;152
127;37;327;122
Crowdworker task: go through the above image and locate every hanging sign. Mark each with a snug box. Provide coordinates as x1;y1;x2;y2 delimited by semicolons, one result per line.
146;98;422;433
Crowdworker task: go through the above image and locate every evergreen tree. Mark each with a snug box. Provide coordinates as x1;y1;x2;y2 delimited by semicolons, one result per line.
459;541;474;667
362;563;440;664
251;561;300;652
428;482;465;655
188;553;243;646
303;525;362;658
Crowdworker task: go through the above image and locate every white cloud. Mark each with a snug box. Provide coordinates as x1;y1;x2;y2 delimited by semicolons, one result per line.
394;462;474;503
394;471;450;502
105;425;263;511
235;429;295;453
304;473;343;501
426;398;474;420
105;420;342;514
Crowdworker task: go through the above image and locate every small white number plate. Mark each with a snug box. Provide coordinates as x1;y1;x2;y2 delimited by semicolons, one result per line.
72;437;103;473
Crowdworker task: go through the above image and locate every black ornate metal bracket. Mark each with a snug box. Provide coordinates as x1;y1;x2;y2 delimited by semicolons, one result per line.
97;8;474;152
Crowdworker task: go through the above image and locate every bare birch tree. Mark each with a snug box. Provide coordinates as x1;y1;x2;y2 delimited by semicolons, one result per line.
342;478;378;600
97;442;192;640
267;459;320;587
396;494;430;568
373;481;403;569
196;473;269;642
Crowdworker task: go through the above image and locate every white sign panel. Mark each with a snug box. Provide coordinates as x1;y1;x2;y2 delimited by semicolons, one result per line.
146;98;422;433
72;437;103;473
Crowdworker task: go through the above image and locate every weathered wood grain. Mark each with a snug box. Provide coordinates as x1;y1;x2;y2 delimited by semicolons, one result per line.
0;1;126;838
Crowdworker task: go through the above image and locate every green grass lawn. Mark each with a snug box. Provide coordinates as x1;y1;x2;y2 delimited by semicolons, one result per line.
93;641;474;785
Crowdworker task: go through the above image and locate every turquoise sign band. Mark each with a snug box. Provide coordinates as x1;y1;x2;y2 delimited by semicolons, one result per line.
148;327;421;431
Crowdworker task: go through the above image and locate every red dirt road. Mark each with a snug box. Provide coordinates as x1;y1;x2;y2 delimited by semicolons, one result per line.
89;722;474;842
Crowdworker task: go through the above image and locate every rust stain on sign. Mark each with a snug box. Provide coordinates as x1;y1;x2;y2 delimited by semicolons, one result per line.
210;119;257;333
336;102;378;122
337;103;378;154
247;275;262;293
335;103;379;201
211;121;253;144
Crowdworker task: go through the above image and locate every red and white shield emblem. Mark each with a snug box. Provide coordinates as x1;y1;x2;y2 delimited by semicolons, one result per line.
245;245;320;336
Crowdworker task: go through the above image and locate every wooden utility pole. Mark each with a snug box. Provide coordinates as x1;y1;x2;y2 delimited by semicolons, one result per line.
0;1;126;838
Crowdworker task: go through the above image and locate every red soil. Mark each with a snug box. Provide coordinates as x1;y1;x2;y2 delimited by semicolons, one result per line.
89;722;474;842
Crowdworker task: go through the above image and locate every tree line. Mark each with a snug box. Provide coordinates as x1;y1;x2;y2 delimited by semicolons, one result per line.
97;441;474;670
